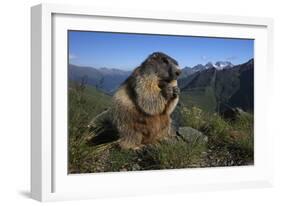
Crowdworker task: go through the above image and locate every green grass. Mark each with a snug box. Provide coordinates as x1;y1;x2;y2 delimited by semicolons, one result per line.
147;137;206;169
179;106;254;166
68;81;254;173
68;81;113;173
180;86;217;113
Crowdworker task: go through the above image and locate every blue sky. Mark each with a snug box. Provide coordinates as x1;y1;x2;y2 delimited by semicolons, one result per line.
68;31;254;70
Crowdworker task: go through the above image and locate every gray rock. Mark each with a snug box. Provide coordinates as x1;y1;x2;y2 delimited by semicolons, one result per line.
177;127;208;143
220;107;249;121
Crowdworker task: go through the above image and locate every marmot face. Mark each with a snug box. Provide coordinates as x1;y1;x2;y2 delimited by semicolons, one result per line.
139;52;181;83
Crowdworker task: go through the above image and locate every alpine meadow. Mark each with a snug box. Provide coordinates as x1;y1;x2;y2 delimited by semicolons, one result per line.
68;31;254;173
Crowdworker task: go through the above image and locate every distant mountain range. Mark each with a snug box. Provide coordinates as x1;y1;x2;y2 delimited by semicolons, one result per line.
179;59;254;112
69;59;254;112
69;60;237;93
69;64;131;93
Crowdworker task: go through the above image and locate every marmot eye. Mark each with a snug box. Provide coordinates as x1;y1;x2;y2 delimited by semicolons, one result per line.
162;57;169;64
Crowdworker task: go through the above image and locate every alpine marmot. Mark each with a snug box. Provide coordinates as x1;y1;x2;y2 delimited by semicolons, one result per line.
112;52;181;149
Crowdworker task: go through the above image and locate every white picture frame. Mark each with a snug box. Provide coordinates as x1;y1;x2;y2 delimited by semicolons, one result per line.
31;3;274;202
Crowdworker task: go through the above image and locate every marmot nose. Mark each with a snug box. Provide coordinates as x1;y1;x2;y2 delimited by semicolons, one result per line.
175;69;181;76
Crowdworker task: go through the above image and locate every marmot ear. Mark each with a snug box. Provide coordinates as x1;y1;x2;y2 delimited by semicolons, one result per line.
161;57;169;64
132;67;141;76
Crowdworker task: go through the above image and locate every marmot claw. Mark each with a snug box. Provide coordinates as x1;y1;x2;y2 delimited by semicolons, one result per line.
173;86;180;97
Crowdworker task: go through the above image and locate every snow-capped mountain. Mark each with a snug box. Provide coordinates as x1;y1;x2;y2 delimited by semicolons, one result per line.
203;61;234;70
213;61;234;70
181;61;234;77
205;62;214;69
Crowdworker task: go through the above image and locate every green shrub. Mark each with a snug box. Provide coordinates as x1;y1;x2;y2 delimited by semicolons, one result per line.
179;105;254;166
180;106;206;130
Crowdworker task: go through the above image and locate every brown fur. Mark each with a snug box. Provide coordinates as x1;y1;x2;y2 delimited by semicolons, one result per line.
111;52;181;149
112;73;179;149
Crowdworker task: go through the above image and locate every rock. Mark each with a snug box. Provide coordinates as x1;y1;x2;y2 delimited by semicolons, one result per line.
220;106;247;121
177;127;208;143
171;103;187;130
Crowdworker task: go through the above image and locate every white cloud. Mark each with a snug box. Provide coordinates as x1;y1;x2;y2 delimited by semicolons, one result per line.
201;55;208;61
226;56;237;61
69;54;77;60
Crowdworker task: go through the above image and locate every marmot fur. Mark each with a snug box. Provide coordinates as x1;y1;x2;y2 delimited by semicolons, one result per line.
112;52;181;149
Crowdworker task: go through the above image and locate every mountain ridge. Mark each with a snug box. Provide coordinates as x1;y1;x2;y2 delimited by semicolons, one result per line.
69;64;131;93
69;58;254;112
179;58;254;112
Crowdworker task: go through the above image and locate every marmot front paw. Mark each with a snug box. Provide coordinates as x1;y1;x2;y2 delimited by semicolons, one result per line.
173;86;180;98
162;84;174;100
